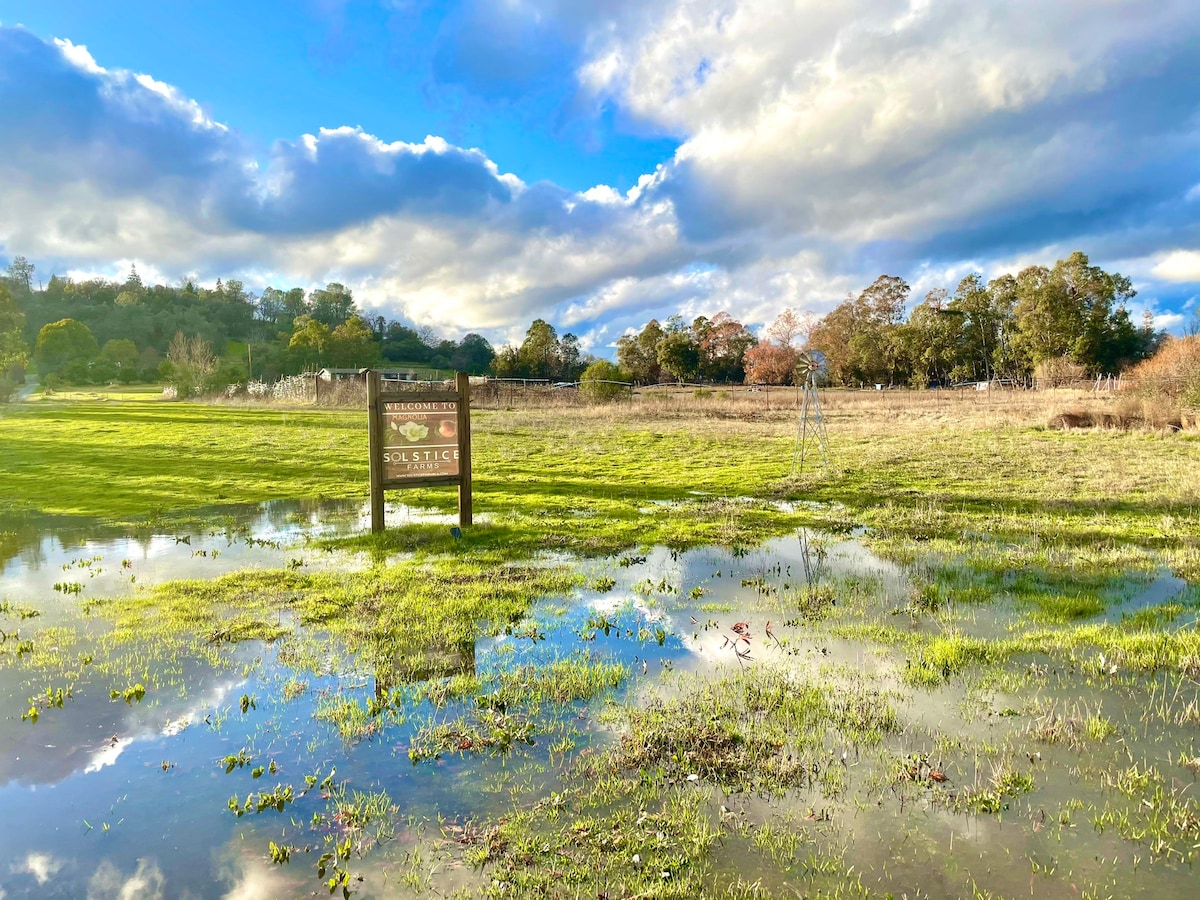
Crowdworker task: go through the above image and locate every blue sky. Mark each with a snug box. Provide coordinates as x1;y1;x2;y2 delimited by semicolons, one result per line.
0;0;1197;352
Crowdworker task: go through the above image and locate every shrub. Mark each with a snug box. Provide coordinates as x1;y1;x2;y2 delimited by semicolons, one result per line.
579;360;630;403
1034;355;1086;388
164;332;216;399
1128;335;1200;406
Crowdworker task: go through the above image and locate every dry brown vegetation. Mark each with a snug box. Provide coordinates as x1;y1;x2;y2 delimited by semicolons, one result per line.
220;370;1200;435
1044;336;1200;432
1128;334;1200;401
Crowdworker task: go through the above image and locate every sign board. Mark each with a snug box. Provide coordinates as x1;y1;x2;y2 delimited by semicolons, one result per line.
367;372;472;532
381;398;460;480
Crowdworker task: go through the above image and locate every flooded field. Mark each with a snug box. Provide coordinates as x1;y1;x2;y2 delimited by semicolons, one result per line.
2;497;1198;900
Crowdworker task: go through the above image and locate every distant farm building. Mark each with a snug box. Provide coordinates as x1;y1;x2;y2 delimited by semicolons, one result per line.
317;367;420;383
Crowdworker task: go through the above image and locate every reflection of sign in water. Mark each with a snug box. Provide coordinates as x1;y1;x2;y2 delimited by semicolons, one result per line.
381;400;460;481
374;639;476;700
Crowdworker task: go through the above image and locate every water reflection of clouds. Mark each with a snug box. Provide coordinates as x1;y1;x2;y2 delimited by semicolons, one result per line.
0;667;245;787
0;499;383;603
218;849;302;900
6;851;302;900
11;851;63;885
81;676;242;775
87;858;164;900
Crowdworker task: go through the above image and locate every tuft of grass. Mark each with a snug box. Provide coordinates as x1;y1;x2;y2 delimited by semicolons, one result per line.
617;666;898;793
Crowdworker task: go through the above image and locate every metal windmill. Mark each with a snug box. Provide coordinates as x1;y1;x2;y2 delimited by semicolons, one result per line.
791;350;830;476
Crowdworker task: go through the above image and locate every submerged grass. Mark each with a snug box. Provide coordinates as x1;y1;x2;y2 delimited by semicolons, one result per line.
463;665;898;898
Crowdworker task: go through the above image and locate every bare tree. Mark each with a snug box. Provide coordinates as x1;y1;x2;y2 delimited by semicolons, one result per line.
166;331;216;399
766;308;817;348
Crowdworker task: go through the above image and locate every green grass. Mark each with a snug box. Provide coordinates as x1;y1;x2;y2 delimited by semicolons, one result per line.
4;397;1199;563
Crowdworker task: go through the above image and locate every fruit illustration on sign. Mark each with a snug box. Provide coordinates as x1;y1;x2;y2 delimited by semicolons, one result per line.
438;419;456;438
391;420;429;442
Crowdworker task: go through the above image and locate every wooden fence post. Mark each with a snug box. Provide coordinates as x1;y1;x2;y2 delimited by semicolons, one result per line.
367;371;384;533
456;372;473;528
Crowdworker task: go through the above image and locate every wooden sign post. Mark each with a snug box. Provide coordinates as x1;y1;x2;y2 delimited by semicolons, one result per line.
368;371;472;533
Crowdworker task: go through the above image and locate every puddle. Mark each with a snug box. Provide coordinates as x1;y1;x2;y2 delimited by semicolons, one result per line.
0;499;476;609
1105;569;1190;621
1;506;1197;899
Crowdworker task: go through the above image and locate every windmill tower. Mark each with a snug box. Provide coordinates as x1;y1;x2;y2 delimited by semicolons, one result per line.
791;350;830;476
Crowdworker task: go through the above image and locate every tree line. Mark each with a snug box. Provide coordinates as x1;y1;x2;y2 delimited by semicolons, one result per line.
808;252;1161;387
0;249;1167;401
612;251;1161;388
0;257;497;395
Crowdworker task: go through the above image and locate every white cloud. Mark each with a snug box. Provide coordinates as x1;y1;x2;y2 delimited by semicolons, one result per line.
3;2;1199;347
1153;311;1185;329
1152;250;1200;283
52;38;104;74
581;0;1200;244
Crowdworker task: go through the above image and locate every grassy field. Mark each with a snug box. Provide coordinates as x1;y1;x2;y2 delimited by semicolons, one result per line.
2;388;1197;547
3;389;1200;899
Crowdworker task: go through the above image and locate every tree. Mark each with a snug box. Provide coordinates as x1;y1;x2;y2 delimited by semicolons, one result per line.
616;319;666;384
1011;252;1137;375
491;345;521;378
580;359;629;402
695;312;756;382
766;308;816;348
124;264;143;293
5;256;34;295
985;274;1022;379
165;331;216;399
809;276;909;386
516;319;561;379
309;283;356;328
945;274;1006;381
282;288;309;323
326;315;382;368
381;322;432;363
743;343;798;384
34;318;99;379
288;316;332;370
742;308;810;384
0;283;28;400
256;287;288;325
450;333;495;374
558;333;583;381
859;275;909;326
99;338;139;371
895;290;960;387
657;332;700;382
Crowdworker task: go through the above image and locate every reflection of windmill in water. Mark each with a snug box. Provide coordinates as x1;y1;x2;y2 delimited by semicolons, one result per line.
791;350;830;476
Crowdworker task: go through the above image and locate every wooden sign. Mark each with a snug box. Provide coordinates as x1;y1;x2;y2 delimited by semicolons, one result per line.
368;371;472;532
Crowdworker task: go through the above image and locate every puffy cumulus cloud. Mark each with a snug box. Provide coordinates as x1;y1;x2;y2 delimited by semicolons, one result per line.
0;26;690;338
229;130;523;235
0;28;535;239
1153;251;1200;284
4;2;1200;349
580;0;1200;256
